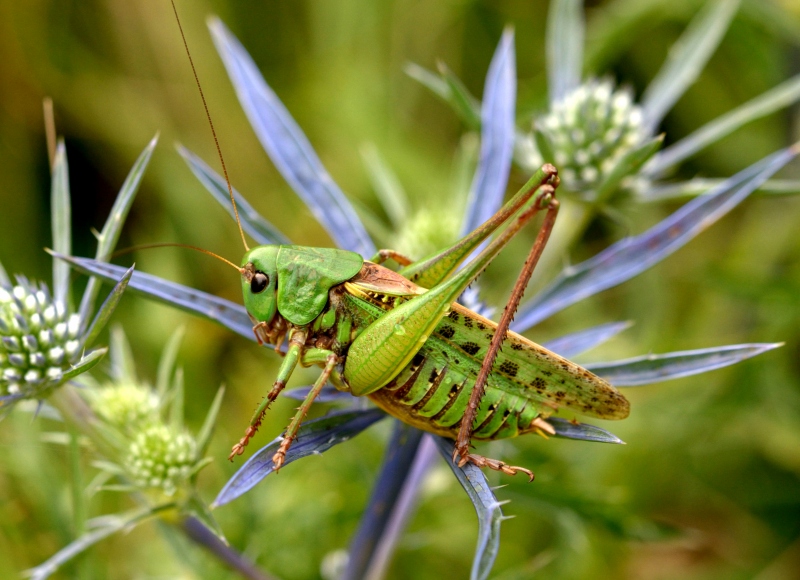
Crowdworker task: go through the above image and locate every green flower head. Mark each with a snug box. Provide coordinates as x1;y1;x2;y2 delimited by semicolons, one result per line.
536;79;646;196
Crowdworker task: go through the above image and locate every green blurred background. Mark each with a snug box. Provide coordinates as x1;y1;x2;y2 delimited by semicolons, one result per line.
1;0;800;578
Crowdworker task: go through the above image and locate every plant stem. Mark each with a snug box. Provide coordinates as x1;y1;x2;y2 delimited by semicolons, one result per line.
180;517;277;580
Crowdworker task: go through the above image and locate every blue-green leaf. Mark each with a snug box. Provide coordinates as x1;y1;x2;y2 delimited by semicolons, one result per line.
512;145;798;330
82;266;134;349
55;255;255;342
50;141;71;307
282;385;352;403
462;28;517;237
360;143;410;229
196;386;226;457
433;437;503;580
343;423;425;580
547;0;584;103
646;73;800;178
25;505;170;580
585;343;783;386
213;409;387;507
0;260;9;287
546;417;625;444
208;18;374;257
643;178;800;201
177;145;291;245
543;321;633;358
79;136;156;327
641;0;740;133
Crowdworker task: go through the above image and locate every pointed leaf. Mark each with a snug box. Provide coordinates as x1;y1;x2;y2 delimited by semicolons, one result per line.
543;321;633;358
25;505;168;580
532;126;555;166
593;135;663;204
180;516;276;580
585;343;783;386
169;367;184;431
156;327;185;397
643;178;800;201
360;143;410;229
55;255;256;342
461;28;517;237
0;260;9;287
343;423;425;580
405;62;450;101
182;501;226;544
109;325;137;384
79;136;157;326
82;266;133;349
196;385;225;456
547;0;584;103
177;145;290;245
50;140;71;307
433;437;503;580
213;409;387;507
646;73;800;177
61;348;107;383
208;18;374;257
546;417;625;444
282;385;352;403
439;62;483;130
641;0;740;133
512;145;799;330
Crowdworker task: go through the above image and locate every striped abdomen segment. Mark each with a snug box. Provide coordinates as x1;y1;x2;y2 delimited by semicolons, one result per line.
367;340;544;441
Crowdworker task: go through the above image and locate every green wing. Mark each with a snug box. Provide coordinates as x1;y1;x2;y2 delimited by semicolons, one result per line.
276;246;363;325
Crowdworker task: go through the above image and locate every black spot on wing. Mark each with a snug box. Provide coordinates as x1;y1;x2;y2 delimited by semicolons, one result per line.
439;325;456;339
460;342;480;356
530;377;546;391
497;360;519;377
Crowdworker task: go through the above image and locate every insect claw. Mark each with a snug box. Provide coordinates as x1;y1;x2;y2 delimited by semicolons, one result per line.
461;453;535;481
228;424;260;461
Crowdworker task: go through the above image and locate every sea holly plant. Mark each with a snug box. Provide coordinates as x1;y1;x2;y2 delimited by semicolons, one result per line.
408;0;800;213
59;13;800;580
1;136;272;580
26;328;241;580
0;136;149;412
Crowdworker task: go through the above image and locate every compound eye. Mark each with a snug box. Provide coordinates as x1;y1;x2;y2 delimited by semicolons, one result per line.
251;271;269;294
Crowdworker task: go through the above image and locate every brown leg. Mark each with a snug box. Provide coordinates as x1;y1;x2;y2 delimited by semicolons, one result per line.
272;353;339;470
229;329;307;460
453;190;560;466
371;249;414;266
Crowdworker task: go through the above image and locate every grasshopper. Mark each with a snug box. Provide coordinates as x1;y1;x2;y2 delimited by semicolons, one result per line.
228;165;629;478
168;2;629;479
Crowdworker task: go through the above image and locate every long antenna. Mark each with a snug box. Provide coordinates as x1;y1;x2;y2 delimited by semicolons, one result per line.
112;242;243;271
170;0;250;252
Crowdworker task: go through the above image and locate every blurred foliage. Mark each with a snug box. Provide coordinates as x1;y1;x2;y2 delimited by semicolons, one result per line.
1;0;799;579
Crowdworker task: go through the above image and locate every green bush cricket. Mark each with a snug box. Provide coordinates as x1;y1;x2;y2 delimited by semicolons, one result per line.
169;2;629;480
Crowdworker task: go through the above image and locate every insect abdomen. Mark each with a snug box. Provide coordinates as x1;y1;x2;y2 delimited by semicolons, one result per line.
368;342;544;441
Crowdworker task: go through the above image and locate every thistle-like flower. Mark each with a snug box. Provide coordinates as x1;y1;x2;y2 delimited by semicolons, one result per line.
88;381;159;432
536;79;646;197
126;424;199;497
0;279;81;400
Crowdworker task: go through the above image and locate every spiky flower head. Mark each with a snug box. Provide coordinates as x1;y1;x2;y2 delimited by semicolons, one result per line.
536;79;647;196
125;424;198;497
0;278;81;401
394;208;462;261
88;382;159;433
